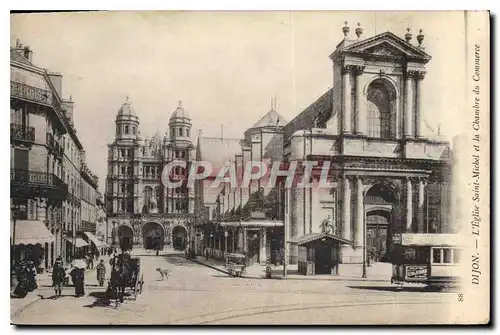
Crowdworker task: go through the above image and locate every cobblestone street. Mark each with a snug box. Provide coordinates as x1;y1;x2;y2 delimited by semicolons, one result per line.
11;250;456;325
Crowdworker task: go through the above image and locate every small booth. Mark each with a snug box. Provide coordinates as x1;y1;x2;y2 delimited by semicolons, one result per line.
291;233;353;276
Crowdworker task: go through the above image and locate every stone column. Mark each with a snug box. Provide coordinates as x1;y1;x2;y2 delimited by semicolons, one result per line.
354;66;365;135
406;178;413;232
342;66;352;134
243;228;248;254
259;228;267;264
415;71;426;138
355;177;364;248
404;71;414;138
342;176;351;241
417;178;426;233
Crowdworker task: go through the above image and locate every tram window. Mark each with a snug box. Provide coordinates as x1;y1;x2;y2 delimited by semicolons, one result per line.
453;249;461;263
432;248;441;264
442;248;452;263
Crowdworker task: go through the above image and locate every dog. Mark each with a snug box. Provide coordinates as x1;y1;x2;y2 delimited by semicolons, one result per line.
156;268;170;280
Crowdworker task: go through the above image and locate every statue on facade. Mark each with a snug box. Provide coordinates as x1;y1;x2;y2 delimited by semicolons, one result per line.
149;193;159;214
320;215;336;235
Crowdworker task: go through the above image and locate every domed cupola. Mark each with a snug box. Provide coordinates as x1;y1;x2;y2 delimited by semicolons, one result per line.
115;96;140;141
169;100;192;145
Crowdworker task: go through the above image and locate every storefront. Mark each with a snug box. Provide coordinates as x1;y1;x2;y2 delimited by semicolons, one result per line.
11;219;56;272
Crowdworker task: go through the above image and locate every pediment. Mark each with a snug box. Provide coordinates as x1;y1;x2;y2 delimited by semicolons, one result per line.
343;32;431;62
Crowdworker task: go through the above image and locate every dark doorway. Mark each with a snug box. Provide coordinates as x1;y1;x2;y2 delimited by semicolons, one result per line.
366;211;390;262
142;222;164;250
314;245;332;274
172;226;187;251
118;226;134;252
247;231;259;265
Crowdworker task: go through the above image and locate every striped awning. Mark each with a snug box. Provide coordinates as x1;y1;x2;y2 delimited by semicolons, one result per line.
289;232;353;247
66;238;89;248
10;220;55;245
83;232;106;247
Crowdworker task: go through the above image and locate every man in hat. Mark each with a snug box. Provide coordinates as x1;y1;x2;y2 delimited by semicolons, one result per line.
52;257;66;297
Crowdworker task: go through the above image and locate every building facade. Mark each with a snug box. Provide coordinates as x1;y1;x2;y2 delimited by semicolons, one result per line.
10;39;101;269
194;25;452;273
105;101;195;251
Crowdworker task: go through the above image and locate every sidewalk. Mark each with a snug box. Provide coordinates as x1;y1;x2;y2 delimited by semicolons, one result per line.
11;256;111;318
188;256;391;282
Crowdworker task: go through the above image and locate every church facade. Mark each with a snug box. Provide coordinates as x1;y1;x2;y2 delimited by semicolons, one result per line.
105;101;195;251
193;25;452;272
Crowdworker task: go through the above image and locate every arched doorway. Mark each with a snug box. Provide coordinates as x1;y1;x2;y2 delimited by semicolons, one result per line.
142;222;165;250
365;183;398;262
172;225;187;251
118;225;134;252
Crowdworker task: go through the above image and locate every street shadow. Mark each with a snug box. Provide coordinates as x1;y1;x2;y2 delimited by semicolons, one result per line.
83;291;115;309
162;254;200;266
347;285;446;293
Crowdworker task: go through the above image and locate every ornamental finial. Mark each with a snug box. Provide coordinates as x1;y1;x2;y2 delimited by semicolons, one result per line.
404;27;412;42
342;21;350;38
125;96;129;103
178;100;182;107
417;29;424;47
355;22;363;39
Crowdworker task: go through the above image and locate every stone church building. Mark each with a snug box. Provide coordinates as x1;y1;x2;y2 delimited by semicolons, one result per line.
194;25;451;273
105;101;195;251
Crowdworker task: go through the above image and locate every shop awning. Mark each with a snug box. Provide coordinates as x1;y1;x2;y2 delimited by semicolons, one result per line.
10;220;55;245
83;232;106;247
220;220;284;228
66;238;89;248
289;232;353;247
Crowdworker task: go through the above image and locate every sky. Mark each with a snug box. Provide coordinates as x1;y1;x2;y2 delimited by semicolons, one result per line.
10;11;467;193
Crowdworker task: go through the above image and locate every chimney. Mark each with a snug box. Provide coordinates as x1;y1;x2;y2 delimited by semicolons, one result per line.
14;39;33;62
47;72;63;98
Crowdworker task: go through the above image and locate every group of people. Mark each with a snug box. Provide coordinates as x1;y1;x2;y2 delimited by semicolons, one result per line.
51;256;107;298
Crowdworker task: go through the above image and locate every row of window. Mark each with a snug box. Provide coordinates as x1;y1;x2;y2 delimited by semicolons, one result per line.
432;248;460;265
117;124;137;136
116;198;189;213
170;127;190;138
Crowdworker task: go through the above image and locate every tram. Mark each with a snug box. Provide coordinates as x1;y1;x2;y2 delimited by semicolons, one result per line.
391;233;462;289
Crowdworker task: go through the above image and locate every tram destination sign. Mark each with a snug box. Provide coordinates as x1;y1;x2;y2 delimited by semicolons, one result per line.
405;265;428;279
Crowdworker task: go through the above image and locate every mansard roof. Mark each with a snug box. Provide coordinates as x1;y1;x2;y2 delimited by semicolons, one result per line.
10;48;33;66
334;31;431;63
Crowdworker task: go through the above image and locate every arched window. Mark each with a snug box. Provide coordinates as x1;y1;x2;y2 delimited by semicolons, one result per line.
186;128;190;137
366;81;395;139
179;128;183;137
125;125;129;134
143;186;153;211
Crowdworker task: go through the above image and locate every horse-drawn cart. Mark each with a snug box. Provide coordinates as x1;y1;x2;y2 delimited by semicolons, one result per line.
106;254;144;307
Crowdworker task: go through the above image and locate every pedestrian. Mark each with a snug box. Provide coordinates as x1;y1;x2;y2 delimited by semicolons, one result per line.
26;260;37;291
88;253;94;270
70;267;85;297
96;259;106;287
52;257;65;297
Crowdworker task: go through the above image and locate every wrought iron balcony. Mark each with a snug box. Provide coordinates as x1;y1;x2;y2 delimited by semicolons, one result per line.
11;123;35;143
11;81;53;106
10;169;68;202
